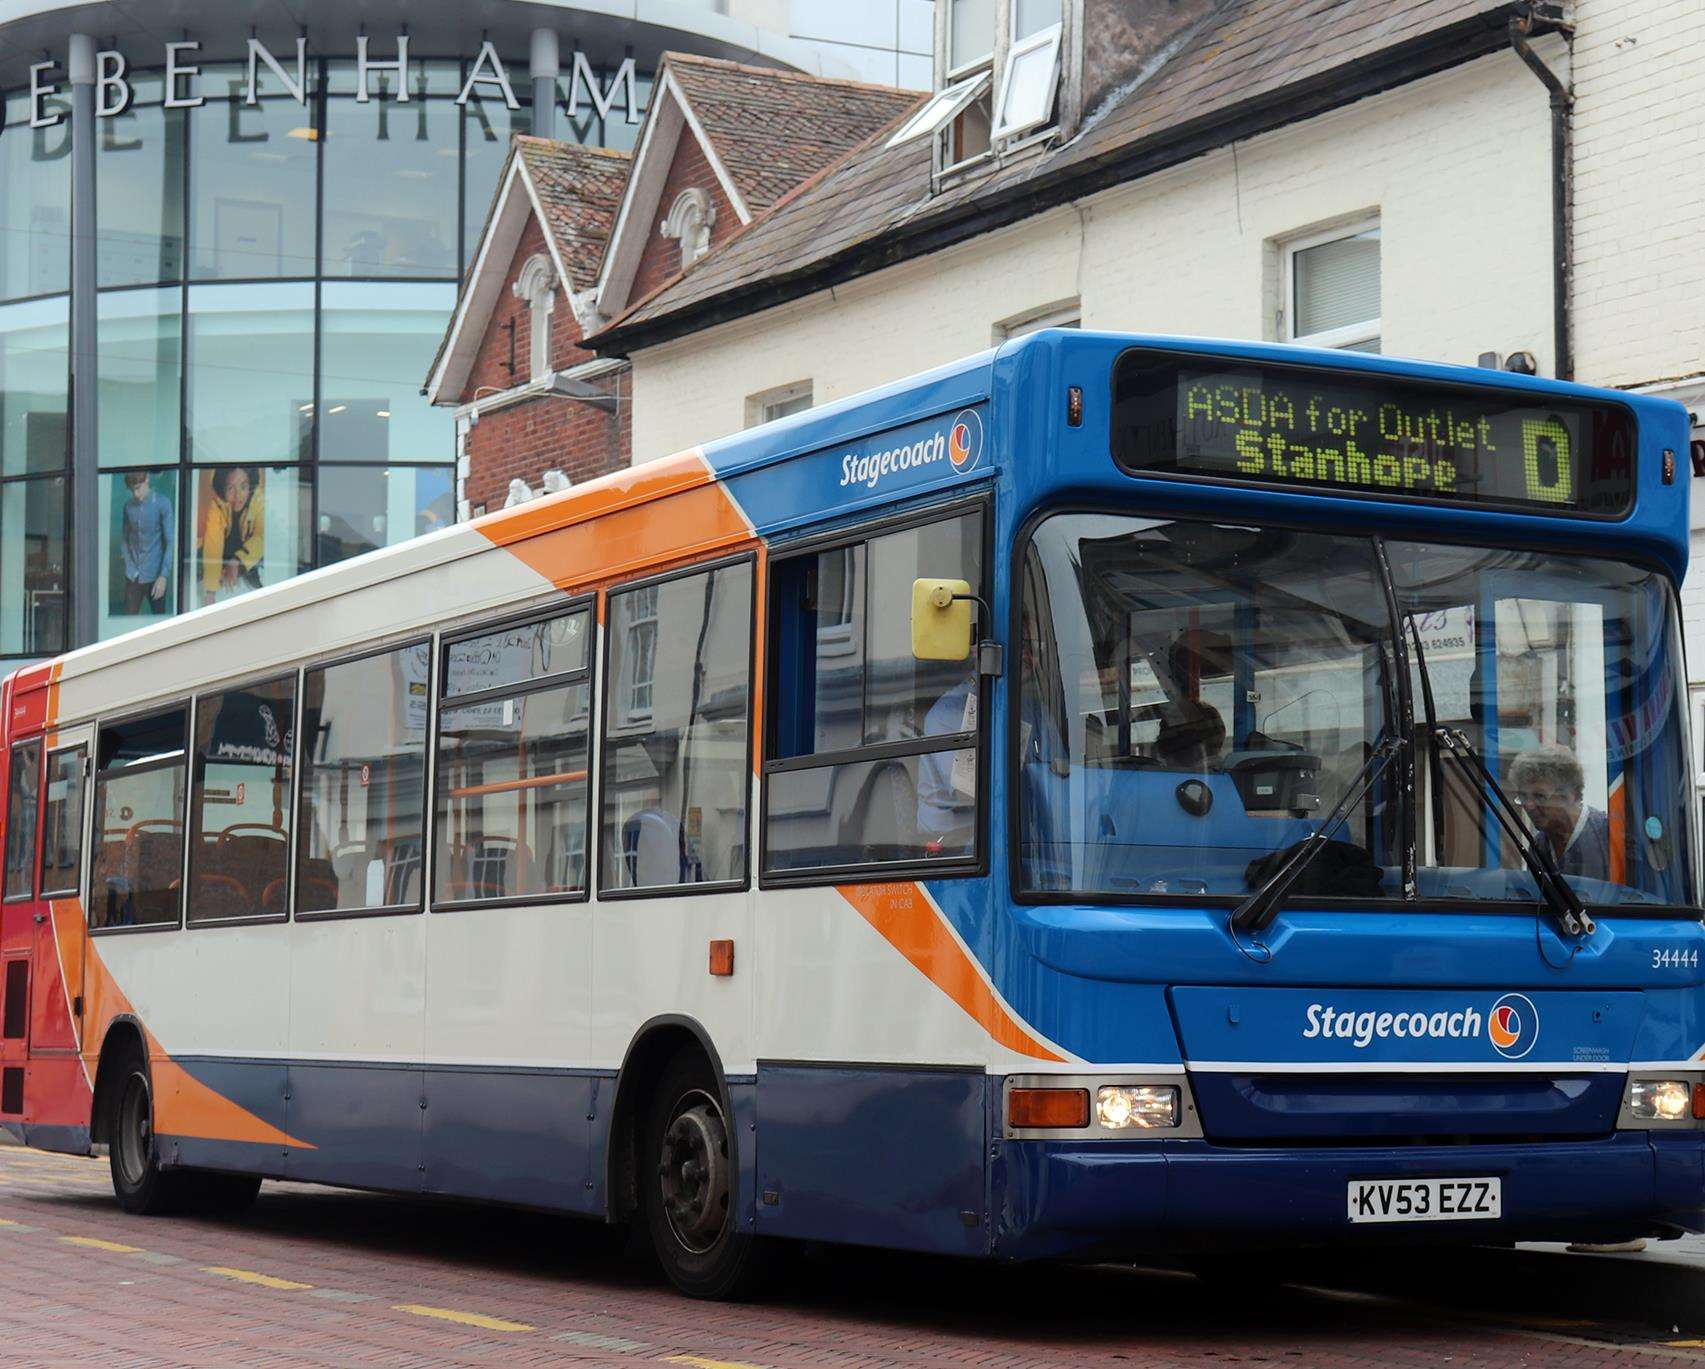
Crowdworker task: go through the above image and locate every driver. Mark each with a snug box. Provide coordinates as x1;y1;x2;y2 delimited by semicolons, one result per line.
1508;744;1611;882
1153;628;1229;769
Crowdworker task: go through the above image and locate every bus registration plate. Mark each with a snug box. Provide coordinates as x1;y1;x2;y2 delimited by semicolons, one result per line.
1347;1177;1500;1224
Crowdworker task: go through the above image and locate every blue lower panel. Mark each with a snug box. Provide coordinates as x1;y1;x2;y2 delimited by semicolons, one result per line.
285;1062;424;1192
1190;1071;1626;1140
165;1056;606;1215
995;1132;1705;1260
755;1064;988;1256
422;1067;599;1215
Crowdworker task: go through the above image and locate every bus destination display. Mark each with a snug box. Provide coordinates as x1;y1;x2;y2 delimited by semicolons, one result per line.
1111;352;1635;516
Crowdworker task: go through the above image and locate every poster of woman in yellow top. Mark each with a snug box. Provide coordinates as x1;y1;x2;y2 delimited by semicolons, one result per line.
196;465;266;606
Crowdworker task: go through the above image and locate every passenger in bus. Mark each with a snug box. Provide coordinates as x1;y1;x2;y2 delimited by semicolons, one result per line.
1509;745;1611;882
917;673;977;841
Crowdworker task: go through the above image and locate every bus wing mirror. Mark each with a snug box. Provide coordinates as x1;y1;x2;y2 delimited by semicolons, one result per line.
911;578;973;661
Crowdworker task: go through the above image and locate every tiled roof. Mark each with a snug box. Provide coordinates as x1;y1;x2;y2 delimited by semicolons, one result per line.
593;0;1526;350
513;137;632;290
664;53;923;215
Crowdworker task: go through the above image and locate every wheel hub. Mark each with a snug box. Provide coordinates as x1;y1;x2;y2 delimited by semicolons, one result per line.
658;1095;729;1254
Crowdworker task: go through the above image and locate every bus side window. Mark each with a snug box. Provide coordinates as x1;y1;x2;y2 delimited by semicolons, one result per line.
297;642;431;916
187;675;297;924
3;740;42;902
763;508;985;878
39;746;87;899
600;560;753;894
90;710;190;931
435;603;594;905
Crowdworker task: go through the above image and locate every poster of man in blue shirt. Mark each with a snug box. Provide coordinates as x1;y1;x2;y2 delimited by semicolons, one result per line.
118;469;172;616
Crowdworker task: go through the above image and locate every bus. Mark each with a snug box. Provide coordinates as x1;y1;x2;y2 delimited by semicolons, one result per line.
2;331;1702;1298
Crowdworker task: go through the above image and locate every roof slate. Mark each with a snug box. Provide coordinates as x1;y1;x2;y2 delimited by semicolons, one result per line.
514;137;633;291
663;53;922;216
594;0;1522;347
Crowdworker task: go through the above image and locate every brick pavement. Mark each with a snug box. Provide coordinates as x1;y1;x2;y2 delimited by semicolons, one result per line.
2;1143;1703;1367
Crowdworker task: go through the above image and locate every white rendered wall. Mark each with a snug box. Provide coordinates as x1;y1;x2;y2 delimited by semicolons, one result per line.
1571;2;1705;680
628;50;1555;461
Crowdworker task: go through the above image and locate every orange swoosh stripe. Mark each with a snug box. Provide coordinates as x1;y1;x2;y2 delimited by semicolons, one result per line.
65;901;312;1150
837;882;1064;1062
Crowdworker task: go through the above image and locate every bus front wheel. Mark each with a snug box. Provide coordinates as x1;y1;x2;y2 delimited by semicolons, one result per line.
642;1051;770;1299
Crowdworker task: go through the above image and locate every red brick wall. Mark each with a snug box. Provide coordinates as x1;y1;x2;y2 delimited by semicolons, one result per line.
628;129;741;304
459;204;631;513
463;365;632;514
463;214;601;400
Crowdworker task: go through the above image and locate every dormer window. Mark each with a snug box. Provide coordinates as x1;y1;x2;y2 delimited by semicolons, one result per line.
513;253;556;383
901;0;1066;177
660;187;716;272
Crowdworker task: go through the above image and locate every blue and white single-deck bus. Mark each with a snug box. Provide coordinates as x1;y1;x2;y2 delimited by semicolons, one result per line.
2;331;1702;1298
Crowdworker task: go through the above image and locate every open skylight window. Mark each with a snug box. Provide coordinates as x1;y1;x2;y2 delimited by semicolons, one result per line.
991;22;1062;141
887;71;992;148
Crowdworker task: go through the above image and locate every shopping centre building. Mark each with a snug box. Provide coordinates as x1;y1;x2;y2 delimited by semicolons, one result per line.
0;0;928;662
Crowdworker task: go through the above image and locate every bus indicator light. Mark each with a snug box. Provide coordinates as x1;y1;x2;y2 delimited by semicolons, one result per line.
708;940;734;977
1008;1087;1089;1129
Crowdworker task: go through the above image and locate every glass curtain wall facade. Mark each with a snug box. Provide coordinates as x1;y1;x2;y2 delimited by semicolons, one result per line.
0;54;648;658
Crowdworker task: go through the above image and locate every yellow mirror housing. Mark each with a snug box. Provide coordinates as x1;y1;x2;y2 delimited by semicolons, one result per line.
911;577;974;660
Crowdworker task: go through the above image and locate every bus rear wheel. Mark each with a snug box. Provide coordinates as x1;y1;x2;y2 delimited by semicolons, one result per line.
108;1051;263;1216
110;1049;193;1215
642;1052;770;1300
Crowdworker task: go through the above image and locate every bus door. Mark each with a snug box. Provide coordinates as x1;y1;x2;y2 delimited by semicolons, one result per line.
2;735;44;1120
30;729;92;1057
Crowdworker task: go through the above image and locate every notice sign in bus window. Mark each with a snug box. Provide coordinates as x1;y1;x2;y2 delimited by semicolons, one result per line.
1111;350;1636;516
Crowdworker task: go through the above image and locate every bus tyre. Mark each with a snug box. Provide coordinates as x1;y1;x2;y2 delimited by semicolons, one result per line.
109;1047;193;1216
642;1052;770;1300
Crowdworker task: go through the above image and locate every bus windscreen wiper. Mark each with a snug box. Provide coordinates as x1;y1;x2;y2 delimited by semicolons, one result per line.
1232;732;1402;934
1432;726;1594;938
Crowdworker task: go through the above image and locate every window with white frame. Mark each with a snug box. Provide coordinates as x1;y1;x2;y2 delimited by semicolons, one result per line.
622;584;659;723
745;380;814;428
1285;223;1381;353
896;0;1063;172
513;253;556;382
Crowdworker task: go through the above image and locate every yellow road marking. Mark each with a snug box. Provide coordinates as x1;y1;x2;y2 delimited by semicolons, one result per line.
663;1357;767;1369
203;1266;314;1291
0;1217;23;1226
1667;1342;1705;1350
60;1236;142;1254
392;1303;535;1333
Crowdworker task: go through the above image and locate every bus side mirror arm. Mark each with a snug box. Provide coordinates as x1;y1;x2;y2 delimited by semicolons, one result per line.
951;591;1004;678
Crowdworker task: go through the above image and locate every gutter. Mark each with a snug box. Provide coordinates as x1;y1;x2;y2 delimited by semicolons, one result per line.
1508;5;1573;380
592;2;1531;357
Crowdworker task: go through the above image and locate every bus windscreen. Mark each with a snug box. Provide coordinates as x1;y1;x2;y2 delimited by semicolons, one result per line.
1111;349;1637;516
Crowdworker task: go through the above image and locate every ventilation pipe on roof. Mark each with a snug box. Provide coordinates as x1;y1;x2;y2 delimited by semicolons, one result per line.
531;28;559;138
1509;5;1573;380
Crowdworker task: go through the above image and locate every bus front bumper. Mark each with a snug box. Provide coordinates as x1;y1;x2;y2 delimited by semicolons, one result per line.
993;1131;1705;1260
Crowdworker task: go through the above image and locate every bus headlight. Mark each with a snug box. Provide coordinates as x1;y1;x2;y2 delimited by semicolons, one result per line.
1629;1078;1692;1122
1096;1085;1179;1129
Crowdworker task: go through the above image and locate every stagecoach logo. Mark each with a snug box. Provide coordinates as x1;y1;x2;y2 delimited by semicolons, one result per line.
1488;992;1538;1060
948;409;984;474
1300;994;1540;1057
836;407;985;490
